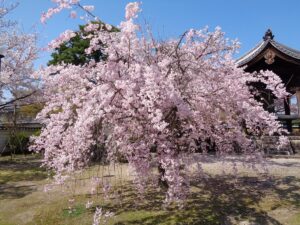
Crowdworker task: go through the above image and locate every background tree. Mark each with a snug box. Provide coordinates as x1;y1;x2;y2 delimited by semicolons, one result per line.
48;21;119;66
0;1;39;109
0;0;40;157
48;19;118;65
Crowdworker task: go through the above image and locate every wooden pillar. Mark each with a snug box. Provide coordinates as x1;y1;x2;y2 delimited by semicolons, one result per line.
296;90;300;133
296;91;300;116
284;97;292;133
267;90;275;113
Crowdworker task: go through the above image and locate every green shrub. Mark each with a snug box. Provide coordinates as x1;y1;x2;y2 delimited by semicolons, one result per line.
8;131;31;154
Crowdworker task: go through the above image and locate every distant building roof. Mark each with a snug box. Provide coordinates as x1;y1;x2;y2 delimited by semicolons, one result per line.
236;29;300;67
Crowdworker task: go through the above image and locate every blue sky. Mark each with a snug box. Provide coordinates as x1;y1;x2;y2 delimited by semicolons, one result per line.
7;0;300;67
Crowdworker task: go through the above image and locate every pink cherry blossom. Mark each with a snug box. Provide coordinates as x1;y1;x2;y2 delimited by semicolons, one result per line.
34;2;290;206
48;29;76;50
70;10;77;18
125;2;140;20
83;5;94;12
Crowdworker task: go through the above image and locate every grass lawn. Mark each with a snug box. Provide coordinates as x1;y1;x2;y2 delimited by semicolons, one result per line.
0;154;300;225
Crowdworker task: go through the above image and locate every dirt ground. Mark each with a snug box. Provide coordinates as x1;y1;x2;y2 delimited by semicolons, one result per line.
0;155;300;225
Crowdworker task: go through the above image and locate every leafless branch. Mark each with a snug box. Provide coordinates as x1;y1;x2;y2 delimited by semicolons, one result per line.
0;91;36;109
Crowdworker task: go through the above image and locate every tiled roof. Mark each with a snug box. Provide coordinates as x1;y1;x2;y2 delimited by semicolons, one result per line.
236;30;300;67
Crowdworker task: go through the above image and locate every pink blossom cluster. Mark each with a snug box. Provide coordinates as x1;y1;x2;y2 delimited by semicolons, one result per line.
34;2;289;204
0;30;38;99
48;29;76;50
41;0;96;23
41;0;79;23
125;2;140;20
84;23;100;32
82;5;94;12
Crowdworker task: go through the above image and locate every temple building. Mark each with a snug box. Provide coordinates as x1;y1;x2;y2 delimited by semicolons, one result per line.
237;29;300;133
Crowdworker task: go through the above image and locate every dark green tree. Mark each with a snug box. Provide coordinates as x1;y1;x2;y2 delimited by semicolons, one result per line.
48;21;119;66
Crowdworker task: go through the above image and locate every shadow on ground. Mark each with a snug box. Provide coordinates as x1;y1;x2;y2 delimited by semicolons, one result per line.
103;175;300;225
0;155;47;200
0;183;37;199
1;156;300;225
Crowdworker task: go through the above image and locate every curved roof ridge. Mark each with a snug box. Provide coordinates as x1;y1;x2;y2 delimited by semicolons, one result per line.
236;40;268;66
237;30;300;67
270;40;300;60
